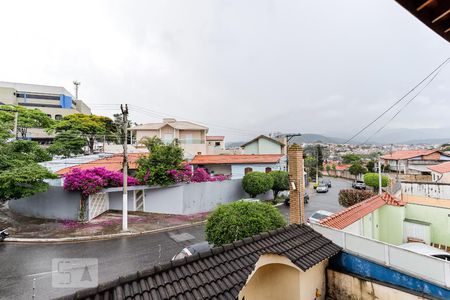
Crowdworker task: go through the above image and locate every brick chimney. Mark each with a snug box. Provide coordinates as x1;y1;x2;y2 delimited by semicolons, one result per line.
288;144;304;224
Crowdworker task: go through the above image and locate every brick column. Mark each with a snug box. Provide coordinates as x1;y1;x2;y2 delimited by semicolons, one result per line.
288;144;304;224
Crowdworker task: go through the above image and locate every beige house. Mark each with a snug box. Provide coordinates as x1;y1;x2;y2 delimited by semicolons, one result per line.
129;118;209;158
242;135;286;155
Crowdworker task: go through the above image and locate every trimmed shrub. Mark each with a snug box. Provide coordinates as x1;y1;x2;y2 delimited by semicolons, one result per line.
269;171;289;198
242;172;274;198
364;173;389;188
338;189;375;207
205;201;287;246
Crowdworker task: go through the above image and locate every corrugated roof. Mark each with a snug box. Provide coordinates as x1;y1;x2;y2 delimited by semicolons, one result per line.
191;154;283;165
59;224;341;300
380;149;439;160
320;193;406;230
206;136;225;141
428;161;450;174
0;81;73;97
56;153;147;175
130;120;208;131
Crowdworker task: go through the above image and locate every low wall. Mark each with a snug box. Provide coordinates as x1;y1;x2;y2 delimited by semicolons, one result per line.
327;269;430;300
402;181;450;200
8;186;80;220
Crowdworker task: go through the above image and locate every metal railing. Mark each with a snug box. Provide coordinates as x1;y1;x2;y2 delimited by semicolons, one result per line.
311;223;450;289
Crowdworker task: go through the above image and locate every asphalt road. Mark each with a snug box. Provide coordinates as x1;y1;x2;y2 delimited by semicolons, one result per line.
0;177;349;300
0;225;205;300
278;176;349;221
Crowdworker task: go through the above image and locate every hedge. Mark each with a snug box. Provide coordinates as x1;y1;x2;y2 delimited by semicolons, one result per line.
242;172;274;198
338;189;375;207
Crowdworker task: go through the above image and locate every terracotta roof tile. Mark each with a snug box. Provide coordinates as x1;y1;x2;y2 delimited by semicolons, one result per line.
59;224;341;300
428;161;450;174
56;153;147;175
380;149;439;160
191;154;283;165
319;193;405;230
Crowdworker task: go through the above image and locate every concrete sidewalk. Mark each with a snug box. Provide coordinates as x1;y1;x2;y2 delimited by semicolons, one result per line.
0;203;208;242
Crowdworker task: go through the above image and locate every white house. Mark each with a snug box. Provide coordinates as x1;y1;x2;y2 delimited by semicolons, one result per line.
428;162;450;183
241;135;286;155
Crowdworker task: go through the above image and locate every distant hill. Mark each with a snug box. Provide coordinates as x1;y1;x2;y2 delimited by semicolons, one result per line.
226;133;347;148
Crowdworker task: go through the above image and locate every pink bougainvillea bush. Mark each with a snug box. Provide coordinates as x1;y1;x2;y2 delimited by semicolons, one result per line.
63;167;140;196
168;165;230;183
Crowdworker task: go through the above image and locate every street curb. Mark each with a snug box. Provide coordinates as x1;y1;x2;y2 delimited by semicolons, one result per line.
3;220;207;243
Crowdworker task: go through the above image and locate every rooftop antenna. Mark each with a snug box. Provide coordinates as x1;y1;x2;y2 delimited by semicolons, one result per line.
73;81;81;100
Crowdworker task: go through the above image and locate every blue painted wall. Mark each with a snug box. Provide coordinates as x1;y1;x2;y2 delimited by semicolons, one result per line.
59;95;72;108
329;252;450;300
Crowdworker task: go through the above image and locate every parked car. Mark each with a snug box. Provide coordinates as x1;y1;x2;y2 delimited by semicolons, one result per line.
320;179;332;188
352;180;366;190
398;243;450;261
307;210;334;224
316;184;329;193
284;191;309;206
172;242;211;261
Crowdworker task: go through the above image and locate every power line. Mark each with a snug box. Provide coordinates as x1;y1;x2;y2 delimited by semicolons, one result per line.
361;65;445;145
343;56;450;144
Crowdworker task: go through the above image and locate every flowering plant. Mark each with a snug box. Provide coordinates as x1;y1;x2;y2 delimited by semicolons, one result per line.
63;167;139;196
168;165;230;183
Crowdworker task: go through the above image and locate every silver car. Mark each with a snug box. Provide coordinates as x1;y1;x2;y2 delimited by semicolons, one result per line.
307;210;333;224
316;184;329;193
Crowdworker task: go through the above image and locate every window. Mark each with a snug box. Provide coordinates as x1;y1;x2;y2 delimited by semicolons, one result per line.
215;142;221;146
55;114;63;120
46;114;52;118
245;167;253;174
265;167;272;173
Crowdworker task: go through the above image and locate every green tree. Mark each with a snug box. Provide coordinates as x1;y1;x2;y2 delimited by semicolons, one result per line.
268;171;289;199
0;105;54;139
364;173;389;192
48;130;86;158
242;172;274;198
112;113;134;144
342;153;362;164
136;137;184;186
349;163;368;178
205;201;286;246
304;156;318;181
366;160;376;172
0;140;56;202
51;114;114;154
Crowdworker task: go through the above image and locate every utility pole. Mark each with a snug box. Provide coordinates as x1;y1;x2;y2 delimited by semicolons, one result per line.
13;111;18;140
283;133;302;171
121;104;129;231
378;158;382;195
73;81;81;100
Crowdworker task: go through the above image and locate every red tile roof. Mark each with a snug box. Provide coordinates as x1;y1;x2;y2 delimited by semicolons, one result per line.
380;149;439;160
428;161;450;174
206;136;225;141
335;164;352;171
56;153;147;175
319;193;405;230
190;154;283;165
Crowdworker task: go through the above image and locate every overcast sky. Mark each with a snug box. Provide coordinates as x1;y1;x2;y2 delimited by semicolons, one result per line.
0;0;449;142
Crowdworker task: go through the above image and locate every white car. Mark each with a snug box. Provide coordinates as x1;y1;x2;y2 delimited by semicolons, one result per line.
307;210;333;225
316;184;329;193
398;243;450;261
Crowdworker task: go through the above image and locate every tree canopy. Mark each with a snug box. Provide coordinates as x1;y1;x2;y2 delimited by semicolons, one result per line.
349;163;367;177
48;130;86;158
51;114;114;153
242;172;274;198
0;140;55;202
0;105;54;139
268;171;289;198
342;153;362;164
364;173;389;188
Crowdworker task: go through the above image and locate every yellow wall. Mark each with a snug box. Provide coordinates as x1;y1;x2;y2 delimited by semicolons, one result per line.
238;254;327;300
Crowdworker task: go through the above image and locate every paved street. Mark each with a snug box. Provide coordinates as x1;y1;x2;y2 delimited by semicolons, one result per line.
278;176;349;221
0;177;349;300
0;225;205;300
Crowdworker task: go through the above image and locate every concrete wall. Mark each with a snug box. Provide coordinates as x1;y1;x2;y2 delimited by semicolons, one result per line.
402;181;450;200
378;205;405;245
231;163;282;179
8;186;81;220
327;269;427;300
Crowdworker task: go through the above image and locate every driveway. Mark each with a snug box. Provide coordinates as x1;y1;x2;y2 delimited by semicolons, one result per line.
277;176;349;221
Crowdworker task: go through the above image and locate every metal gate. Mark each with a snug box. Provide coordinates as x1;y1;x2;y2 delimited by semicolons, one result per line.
88;192;109;220
134;190;145;211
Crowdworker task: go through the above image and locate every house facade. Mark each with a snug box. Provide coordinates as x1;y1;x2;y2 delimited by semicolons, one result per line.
428;162;450;183
241;135;286;155
190;154;285;179
129;118;209;158
381;149;450;175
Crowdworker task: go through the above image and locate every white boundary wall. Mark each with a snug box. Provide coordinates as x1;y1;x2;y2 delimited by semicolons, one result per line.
311;223;450;289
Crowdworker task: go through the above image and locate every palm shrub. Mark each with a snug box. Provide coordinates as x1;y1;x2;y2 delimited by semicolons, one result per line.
205;201;287;246
242;172;274;198
269;170;289;199
338;189;375;207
